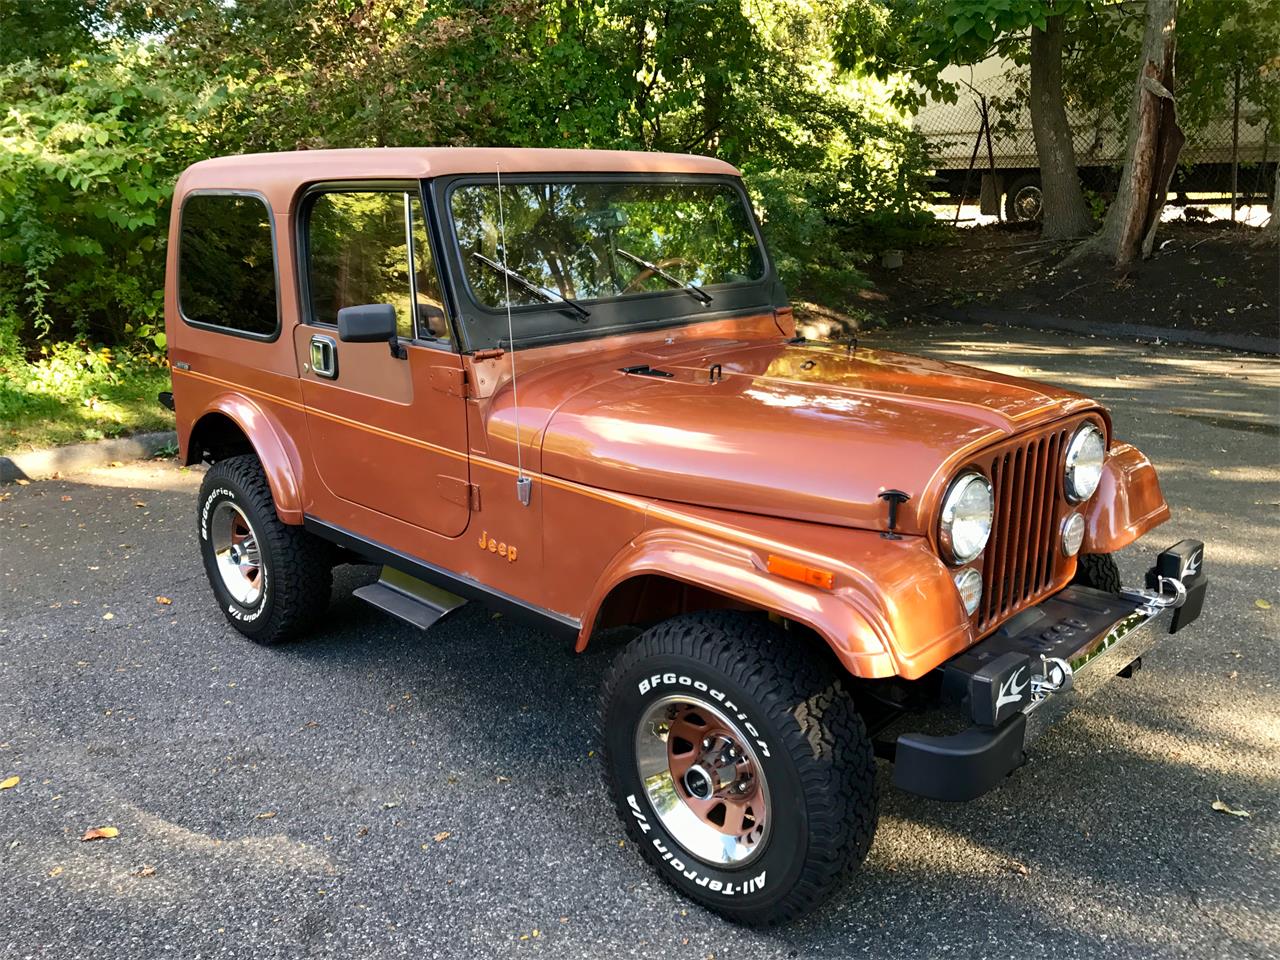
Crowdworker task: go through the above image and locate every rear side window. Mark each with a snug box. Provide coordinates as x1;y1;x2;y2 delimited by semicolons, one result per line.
304;189;448;343
178;193;278;337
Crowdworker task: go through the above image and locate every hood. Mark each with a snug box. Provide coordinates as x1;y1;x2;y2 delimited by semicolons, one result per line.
522;338;1098;535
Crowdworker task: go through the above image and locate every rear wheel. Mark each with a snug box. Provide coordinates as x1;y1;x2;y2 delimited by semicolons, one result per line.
600;611;876;926
1073;552;1122;593
198;455;333;645
1005;174;1044;222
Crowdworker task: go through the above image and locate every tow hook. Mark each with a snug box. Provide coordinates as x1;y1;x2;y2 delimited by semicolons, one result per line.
1121;576;1187;614
1030;656;1073;702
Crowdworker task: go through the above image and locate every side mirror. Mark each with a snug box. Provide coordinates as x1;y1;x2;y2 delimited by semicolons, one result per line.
337;303;396;342
336;303;406;359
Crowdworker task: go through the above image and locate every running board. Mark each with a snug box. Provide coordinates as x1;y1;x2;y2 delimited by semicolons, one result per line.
353;566;467;630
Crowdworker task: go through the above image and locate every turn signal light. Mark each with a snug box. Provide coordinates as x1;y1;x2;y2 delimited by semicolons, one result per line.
766;554;835;590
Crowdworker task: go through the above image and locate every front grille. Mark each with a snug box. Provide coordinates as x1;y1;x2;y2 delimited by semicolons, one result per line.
975;424;1075;631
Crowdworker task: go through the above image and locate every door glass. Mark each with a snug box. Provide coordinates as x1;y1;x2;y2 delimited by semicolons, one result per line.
306;189;447;343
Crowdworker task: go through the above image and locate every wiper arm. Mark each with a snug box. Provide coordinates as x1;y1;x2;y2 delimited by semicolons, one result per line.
616;248;713;305
471;252;590;322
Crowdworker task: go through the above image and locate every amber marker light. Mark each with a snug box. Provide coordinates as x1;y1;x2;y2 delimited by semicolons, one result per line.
766;555;835;590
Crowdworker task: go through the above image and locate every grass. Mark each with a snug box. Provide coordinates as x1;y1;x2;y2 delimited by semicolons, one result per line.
0;342;174;455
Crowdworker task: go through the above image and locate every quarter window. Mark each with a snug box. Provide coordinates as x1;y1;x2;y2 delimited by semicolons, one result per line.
304;189;448;343
178;194;278;336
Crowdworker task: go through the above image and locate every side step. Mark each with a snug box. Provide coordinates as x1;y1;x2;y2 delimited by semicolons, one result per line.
353;566;467;630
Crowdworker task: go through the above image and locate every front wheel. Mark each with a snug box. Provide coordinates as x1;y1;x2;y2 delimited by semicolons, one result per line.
1073;552;1122;593
600;611;877;926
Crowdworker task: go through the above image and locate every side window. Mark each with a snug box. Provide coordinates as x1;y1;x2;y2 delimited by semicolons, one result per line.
305;189;448;343
179;194;278;337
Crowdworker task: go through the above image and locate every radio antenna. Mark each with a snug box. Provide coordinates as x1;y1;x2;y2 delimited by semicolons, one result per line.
496;163;532;507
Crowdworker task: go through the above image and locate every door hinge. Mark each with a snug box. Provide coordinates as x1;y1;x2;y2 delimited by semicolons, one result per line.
430;366;468;397
436;475;480;510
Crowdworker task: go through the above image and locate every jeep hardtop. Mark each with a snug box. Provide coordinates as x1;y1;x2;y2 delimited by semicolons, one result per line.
164;147;1209;925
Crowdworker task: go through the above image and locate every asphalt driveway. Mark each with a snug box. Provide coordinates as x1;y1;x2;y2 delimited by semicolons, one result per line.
1;325;1277;960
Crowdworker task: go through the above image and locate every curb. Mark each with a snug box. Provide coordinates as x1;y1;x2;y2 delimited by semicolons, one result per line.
930;306;1280;355
0;431;178;485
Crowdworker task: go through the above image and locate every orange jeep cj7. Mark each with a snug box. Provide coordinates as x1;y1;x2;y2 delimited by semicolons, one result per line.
163;148;1208;925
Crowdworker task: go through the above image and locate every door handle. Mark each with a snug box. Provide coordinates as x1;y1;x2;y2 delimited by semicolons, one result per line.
310;334;338;379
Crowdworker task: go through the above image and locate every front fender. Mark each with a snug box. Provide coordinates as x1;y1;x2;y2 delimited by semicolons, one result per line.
578;520;977;680
186;392;305;524
1082;442;1170;555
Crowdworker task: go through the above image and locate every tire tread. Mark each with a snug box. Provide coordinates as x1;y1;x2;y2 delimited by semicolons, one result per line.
200;455;332;645
599;610;877;926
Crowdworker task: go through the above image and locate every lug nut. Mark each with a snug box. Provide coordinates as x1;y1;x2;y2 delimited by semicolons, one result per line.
702;737;714;750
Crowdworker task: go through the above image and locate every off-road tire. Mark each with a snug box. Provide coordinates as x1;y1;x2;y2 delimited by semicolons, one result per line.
1073;552;1122;593
197;454;332;645
600;611;877;926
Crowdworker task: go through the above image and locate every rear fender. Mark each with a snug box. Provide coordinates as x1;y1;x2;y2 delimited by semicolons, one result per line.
186;394;304;524
1082;442;1170;555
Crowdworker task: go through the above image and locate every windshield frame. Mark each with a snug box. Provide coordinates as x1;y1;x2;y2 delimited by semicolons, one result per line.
431;172;780;353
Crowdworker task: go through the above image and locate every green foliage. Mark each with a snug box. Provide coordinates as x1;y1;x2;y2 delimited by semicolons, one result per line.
0;337;172;452
0;0;935;358
836;0;1091;108
0;45;216;347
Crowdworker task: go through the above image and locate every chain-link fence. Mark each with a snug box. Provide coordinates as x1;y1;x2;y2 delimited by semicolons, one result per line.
913;63;1278;220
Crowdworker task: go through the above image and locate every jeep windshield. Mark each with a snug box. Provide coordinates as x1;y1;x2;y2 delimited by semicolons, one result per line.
445;177;771;349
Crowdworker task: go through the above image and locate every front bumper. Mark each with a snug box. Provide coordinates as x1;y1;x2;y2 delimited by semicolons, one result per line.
892;539;1209;802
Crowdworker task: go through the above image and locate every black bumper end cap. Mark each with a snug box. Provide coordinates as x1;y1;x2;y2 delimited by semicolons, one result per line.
892;712;1027;802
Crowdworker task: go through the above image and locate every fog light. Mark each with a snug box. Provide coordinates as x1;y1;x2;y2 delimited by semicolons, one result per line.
953;567;983;616
1062;513;1085;556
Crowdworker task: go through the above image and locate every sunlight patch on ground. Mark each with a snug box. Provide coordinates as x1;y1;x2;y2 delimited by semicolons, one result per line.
48;461;205;493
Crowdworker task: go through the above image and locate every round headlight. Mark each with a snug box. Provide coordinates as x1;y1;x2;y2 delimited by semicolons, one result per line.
939;472;994;564
1065;423;1106;502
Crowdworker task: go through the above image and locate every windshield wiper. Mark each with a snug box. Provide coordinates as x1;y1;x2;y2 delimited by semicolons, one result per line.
616;248;713;306
471;252;590;322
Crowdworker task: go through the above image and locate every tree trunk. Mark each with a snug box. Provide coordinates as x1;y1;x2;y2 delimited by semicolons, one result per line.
1084;0;1184;266
1259;162;1280;243
1029;14;1094;239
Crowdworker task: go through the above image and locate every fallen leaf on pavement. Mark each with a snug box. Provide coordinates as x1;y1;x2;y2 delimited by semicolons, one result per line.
1005;860;1030;876
102;612;114;620
133;865;156;878
133;501;147;508
381;801;400;809
155;596;173;605
80;826;119;841
256;811;276;820
0;776;18;790
14;479;29;486
49;865;64;877
433;831;451;843
1256;599;1272;609
1212;799;1251;818
60;495;72;502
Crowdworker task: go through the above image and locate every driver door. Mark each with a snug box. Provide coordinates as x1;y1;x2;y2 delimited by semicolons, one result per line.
295;183;470;539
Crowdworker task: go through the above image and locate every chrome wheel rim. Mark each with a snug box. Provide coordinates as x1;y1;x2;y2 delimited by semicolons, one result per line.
634;694;770;866
1012;185;1043;221
210;501;263;606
